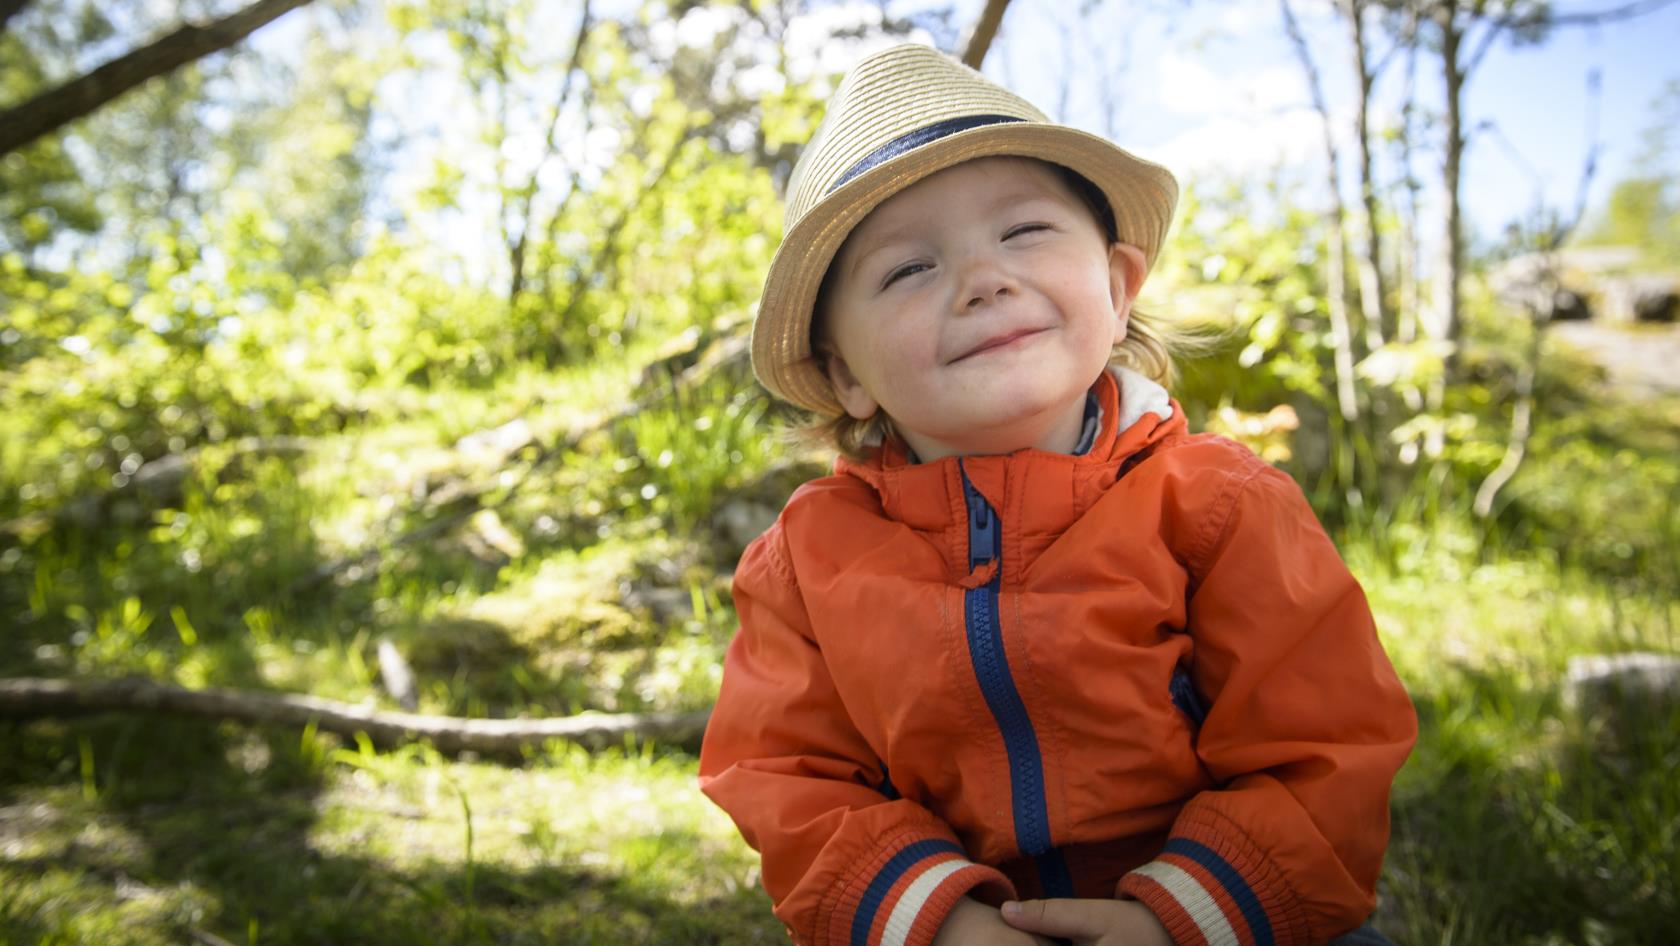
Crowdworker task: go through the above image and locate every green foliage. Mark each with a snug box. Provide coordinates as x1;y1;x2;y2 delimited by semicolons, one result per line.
614;361;776;532
1161;177;1334;414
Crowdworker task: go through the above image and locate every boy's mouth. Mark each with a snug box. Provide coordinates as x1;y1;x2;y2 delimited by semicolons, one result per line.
949;327;1047;363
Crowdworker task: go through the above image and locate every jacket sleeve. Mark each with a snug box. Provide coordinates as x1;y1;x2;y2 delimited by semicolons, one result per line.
699;523;1016;946
1117;451;1417;946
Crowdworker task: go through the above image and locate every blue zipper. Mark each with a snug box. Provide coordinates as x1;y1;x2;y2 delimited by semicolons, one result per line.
959;465;1074;897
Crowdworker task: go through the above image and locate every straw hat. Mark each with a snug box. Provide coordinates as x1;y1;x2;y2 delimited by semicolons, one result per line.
752;43;1179;414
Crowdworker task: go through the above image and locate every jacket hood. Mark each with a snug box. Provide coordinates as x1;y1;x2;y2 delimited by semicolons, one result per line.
832;367;1188;537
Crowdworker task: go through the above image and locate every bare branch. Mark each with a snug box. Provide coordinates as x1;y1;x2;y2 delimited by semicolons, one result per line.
0;676;711;755
0;0;318;156
1465;0;1676;79
509;0;594;303
959;0;1013;68
1462;14;1510;79
1548;0;1678;26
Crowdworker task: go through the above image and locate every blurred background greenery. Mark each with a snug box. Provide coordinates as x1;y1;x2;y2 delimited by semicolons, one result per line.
2;0;1677;944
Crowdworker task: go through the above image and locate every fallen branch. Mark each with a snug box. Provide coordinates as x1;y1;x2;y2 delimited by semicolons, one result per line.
0;677;710;755
290;325;751;594
1;435;314;538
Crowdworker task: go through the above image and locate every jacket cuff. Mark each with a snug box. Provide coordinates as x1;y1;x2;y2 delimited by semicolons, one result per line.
818;834;1016;946
1116;803;1312;946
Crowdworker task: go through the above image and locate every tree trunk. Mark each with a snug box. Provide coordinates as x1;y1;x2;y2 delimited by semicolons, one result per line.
1421;3;1466;457
0;0;318;156
1434;4;1466;372
1281;0;1359;425
0;677;711;755
1397;38;1423;345
959;0;1013;68
1347;0;1389;352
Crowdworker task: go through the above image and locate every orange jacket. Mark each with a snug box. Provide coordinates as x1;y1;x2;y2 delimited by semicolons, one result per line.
699;369;1416;946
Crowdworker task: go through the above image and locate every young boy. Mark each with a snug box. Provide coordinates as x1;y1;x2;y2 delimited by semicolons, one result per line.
699;44;1416;946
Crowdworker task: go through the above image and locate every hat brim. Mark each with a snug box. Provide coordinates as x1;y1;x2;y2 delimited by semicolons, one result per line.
753;122;1178;415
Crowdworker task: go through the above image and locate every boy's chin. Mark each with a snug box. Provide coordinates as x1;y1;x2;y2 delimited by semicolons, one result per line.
907;399;1092;459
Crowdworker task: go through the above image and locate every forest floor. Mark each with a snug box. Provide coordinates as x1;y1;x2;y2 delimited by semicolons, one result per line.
5;529;1675;946
3;345;1678;945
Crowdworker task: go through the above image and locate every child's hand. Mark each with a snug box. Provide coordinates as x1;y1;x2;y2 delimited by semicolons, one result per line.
931;896;1060;946
999;897;1173;946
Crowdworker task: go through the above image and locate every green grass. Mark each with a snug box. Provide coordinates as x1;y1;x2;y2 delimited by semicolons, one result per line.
0;732;780;946
1360;529;1679;944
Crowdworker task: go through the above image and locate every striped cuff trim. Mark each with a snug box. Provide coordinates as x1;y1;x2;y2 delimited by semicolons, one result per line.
879;859;969;946
1163;838;1273;946
850;838;964;946
1131;861;1240;946
1122;838;1276;946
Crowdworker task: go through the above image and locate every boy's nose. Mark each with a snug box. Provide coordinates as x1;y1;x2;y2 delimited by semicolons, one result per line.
957;258;1016;312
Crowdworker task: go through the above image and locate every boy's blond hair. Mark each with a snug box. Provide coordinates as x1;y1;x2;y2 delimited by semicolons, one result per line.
804;160;1187;460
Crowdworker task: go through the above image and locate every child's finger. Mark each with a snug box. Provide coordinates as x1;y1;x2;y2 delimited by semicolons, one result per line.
1000;898;1112;938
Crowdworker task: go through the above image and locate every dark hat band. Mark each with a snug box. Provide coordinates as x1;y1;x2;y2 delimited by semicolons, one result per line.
827;114;1026;193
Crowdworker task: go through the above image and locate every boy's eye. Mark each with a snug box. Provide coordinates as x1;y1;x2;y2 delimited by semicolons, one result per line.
882;262;930;288
1005;223;1050;239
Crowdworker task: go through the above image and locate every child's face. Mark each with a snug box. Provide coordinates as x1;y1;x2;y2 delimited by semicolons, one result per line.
818;157;1147;461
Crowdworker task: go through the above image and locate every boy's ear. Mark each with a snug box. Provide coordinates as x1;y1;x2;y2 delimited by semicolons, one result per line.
1107;242;1148;338
820;348;881;421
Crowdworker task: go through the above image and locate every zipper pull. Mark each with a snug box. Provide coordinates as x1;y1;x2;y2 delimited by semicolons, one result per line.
961;470;997;569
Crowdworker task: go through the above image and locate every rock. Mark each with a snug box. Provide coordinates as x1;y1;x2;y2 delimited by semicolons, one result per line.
1602;275;1680;325
716;499;780;555
1550;287;1591;322
1634;288;1678;323
1564;652;1680;719
622;586;693;625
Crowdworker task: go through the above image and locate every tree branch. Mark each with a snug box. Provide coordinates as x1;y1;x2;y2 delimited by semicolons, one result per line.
1465;0;1675;80
1548;0;1678;26
509;0;594;303
0;676;711;755
1462;15;1510;79
958;0;1012;68
0;0;317;156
